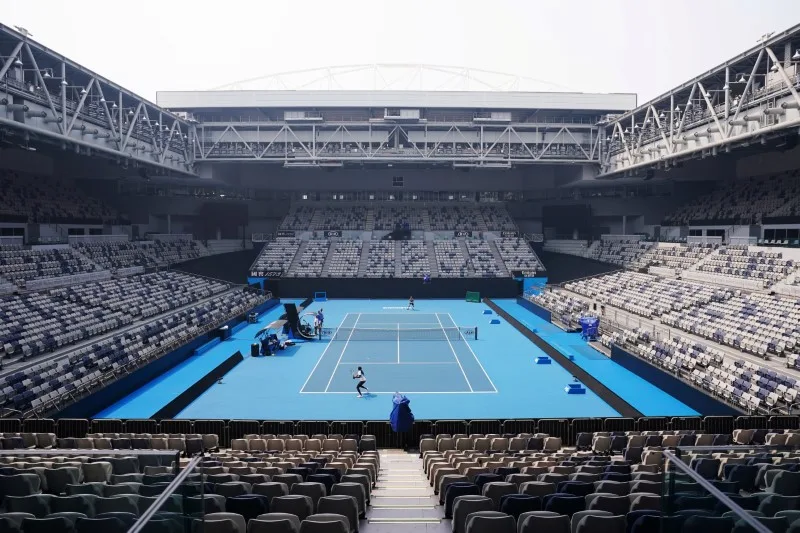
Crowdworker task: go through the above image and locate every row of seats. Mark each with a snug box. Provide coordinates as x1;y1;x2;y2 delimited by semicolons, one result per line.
663;171;800;225
697;245;797;287
495;238;545;273
0;171;119;225
423;430;800;533
276;204;516;231
600;324;799;413
631;244;717;273
0;248;98;287
324;241;362;277
435;241;470;277
565;271;727;318
2;289;269;413
251;236;541;279
586;239;653;267
289;241;330;278
399;241;430;278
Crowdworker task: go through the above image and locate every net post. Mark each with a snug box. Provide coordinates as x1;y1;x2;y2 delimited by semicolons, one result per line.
474;326;478;340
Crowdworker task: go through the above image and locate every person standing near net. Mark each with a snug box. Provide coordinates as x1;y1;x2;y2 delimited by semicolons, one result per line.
353;366;369;398
407;296;415;310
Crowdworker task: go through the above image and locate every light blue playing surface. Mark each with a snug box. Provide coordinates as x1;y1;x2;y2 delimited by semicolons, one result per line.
97;298;695;420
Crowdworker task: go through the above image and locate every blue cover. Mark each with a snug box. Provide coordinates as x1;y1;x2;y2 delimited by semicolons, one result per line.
578;316;600;341
390;393;415;432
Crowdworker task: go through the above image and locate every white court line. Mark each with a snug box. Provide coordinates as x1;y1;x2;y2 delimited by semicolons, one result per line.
435;313;473;392
336;362;460;366
397;323;400;364
299;312;351;393
299;390;498;395
448;312;498;393
323;312;360;392
376;311;438;316
356;322;441;326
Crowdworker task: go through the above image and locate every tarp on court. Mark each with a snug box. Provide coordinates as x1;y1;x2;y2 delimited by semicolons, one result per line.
390;393;415;432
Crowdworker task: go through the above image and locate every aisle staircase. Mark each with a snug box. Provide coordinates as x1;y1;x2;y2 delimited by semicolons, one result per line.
357;242;371;276
286;240;308;275
421;209;432;231
395;241;403;277
320;242;337;276
365;449;441;530
365;208;375;231
457;239;475;276
489;240;510;276
426;241;439;277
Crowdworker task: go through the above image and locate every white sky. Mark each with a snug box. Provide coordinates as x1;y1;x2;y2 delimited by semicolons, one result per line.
5;0;800;105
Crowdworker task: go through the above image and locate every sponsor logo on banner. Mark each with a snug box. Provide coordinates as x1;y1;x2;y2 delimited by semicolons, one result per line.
324;230;342;238
500;231;519;238
454;230;473;238
249;270;283;278
276;230;295;238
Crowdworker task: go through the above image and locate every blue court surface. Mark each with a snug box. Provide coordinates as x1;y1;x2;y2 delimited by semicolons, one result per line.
97;298;696;420
493;299;698;417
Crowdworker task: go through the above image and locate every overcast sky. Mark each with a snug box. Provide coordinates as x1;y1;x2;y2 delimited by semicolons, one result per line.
5;0;800;105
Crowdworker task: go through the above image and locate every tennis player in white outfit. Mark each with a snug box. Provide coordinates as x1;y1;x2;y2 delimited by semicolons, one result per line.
354;366;369;398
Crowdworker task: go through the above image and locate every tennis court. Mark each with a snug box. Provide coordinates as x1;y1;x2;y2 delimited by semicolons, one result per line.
300;312;496;394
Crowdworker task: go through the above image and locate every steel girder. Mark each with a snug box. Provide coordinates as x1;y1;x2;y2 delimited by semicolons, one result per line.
193;122;601;166
0;23;195;176
601;30;800;178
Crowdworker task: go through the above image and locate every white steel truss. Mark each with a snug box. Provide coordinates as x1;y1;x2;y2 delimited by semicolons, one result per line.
193;122;601;166
602;28;800;178
0;23;194;176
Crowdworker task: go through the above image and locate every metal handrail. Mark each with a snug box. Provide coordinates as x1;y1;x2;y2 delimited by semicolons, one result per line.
127;454;203;533
662;449;770;533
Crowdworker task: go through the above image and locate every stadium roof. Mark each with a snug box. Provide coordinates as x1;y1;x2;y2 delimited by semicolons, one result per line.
156;89;636;112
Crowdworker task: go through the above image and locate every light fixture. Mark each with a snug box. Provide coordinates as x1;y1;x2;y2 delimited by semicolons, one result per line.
794;49;800;60
43;71;51;79
112;102;118;109
80;88;87;95
659;112;666;120
61;79;67;86
737;74;747;83
624;127;630;133
13;57;22;67
770;63;779;72
723;84;729;91
100;97;106;103
674;106;681;112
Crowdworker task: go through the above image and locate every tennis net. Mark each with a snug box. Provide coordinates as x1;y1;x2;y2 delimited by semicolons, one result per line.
322;326;478;341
